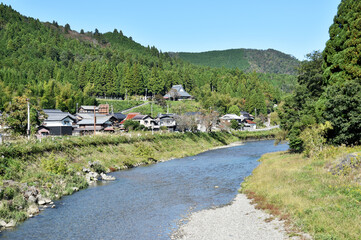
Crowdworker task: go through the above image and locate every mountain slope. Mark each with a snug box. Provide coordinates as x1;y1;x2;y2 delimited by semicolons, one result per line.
0;3;291;116
173;48;300;75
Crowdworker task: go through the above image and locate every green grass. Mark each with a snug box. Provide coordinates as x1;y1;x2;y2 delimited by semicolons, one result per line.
128;100;201;117
241;145;361;239
97;99;144;112
0;130;277;225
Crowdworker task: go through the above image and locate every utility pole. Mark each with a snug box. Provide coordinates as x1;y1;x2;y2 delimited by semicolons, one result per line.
93;106;96;135
255;108;257;118
167;104;169;114
111;105;114;114
27;98;30;140
145;88;147;101
151;100;153;118
76;103;79;114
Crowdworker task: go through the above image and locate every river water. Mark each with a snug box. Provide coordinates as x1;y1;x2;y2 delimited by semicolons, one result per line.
1;140;288;240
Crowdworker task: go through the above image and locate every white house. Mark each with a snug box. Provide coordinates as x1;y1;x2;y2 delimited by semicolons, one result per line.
132;115;158;129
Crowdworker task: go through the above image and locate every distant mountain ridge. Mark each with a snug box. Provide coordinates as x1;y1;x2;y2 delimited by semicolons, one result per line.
172;48;300;75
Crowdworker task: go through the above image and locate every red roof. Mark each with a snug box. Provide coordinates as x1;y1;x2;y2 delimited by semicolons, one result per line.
120;113;140;124
246;120;256;124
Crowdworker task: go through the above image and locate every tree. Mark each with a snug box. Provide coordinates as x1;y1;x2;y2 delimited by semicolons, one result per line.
322;80;361;145
123;120;140;131
200;111;219;132
64;23;71;33
323;0;361;84
3;96;42;135
228;105;239;115
230;119;239;130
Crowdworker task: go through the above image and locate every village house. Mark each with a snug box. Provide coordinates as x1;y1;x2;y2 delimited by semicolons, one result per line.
78;104;109;114
132;115;158;130
157;113;177;131
120;113;140;125
112;112;126;127
244;119;257;130
163;85;192;100
74;115;116;135
37;109;76;137
219;114;243;124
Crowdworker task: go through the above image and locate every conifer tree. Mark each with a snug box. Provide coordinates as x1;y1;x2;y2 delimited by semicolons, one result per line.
323;0;361;83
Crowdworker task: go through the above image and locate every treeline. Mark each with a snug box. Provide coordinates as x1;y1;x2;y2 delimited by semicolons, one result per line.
0;4;284;115
278;0;361;152
176;48;300;75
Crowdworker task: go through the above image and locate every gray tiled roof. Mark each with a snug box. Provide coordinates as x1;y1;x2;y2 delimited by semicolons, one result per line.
77;116;114;125
44;110;76;121
164;85;192;98
80;106;99;111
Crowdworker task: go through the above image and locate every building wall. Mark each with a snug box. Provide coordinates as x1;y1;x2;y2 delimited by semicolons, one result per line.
47;126;73;136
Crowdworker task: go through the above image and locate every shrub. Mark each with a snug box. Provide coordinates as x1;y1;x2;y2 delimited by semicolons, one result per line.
300;121;333;157
134;143;155;160
91;162;106;174
41;153;68;175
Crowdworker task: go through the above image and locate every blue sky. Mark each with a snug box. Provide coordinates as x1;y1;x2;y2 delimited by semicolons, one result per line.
1;0;341;60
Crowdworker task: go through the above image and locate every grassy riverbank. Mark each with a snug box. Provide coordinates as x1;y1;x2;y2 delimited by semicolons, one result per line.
241;145;361;240
0;129;278;226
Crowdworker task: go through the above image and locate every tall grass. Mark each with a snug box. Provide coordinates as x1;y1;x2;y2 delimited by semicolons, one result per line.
241;145;361;239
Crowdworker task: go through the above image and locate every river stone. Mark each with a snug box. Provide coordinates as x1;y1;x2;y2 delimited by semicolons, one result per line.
27;204;39;216
0;220;6;228
72;187;79;192
44;198;51;204
28;195;36;203
100;173;116;181
85;171;100;183
5;220;16;228
38;199;46;205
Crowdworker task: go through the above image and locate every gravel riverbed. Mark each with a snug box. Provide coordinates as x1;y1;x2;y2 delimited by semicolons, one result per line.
172;194;307;240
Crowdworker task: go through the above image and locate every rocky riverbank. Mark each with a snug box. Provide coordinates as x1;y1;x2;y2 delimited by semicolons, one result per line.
172;193;310;240
0;130;279;231
0;161;115;231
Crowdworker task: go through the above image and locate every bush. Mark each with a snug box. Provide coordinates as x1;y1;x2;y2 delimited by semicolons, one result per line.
134;143;155;160
90;162;106;174
300;121;332;157
123;120;141;131
41;153;68;175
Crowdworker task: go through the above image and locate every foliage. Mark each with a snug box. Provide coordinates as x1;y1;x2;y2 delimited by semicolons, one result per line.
299;121;332;157
227;105;240;115
278;52;324;152
242;144;361;240
134;143;155;161
175;48;300;75
90;161;106;174
3;96;43;135
230;119;239;130
0;4;288;125
269;111;279;126
321;80;361;145
41;152;68;175
123;120;141;131
323;0;361;84
97;99;143;112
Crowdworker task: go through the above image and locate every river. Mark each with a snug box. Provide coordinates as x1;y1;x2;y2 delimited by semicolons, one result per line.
0;140;288;240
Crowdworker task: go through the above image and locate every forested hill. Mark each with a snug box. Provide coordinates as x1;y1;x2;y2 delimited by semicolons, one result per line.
0;4;289;116
173;49;300;75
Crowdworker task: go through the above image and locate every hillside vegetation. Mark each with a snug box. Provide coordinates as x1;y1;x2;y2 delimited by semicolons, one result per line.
174;48;300;75
0;4;296;123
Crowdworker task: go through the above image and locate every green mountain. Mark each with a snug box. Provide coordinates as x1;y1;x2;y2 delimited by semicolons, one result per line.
0;3;291;117
173;48;300;75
